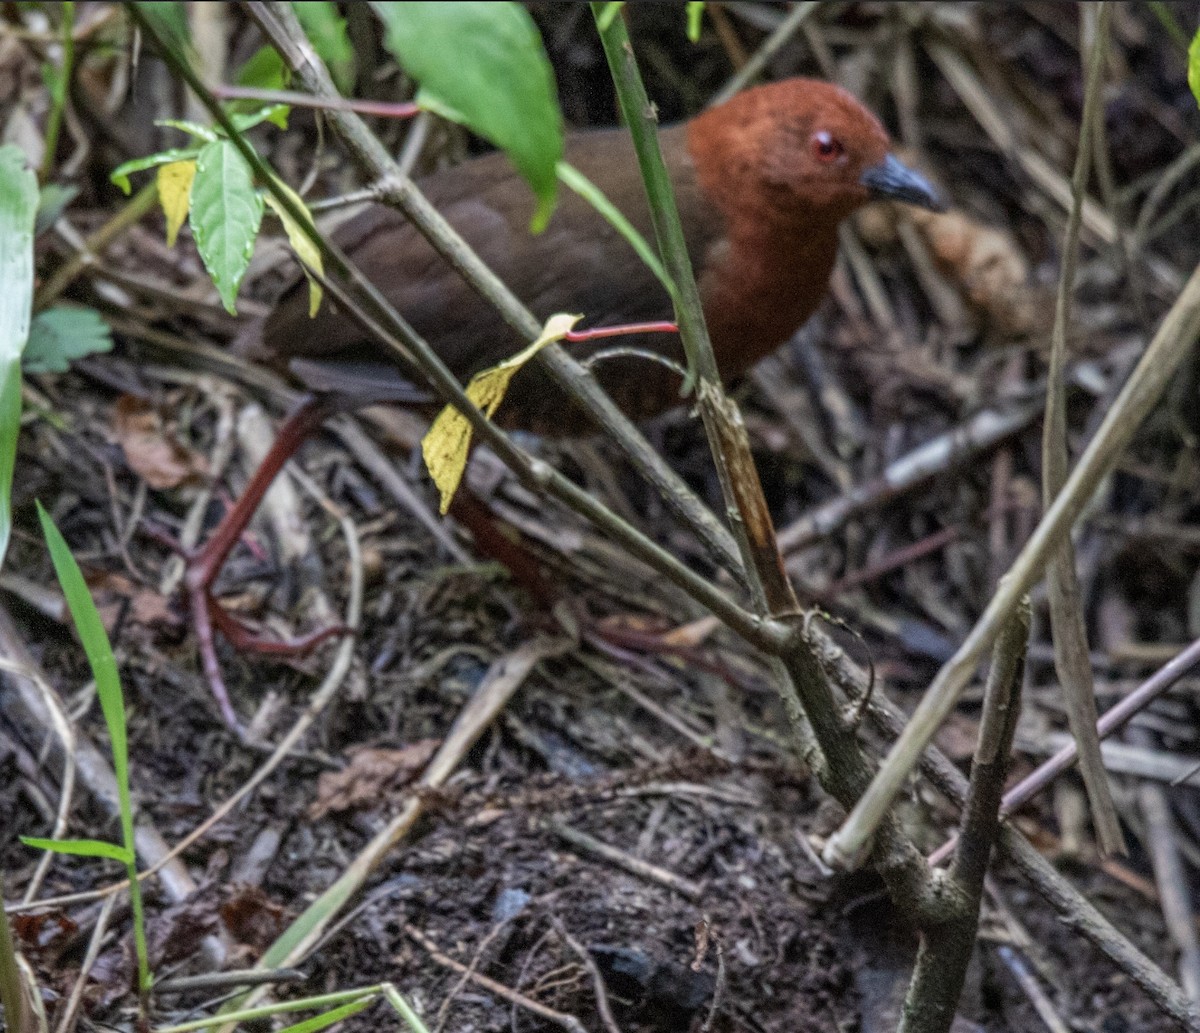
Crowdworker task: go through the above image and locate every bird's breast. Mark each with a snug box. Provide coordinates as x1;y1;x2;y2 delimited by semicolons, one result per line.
697;226;840;379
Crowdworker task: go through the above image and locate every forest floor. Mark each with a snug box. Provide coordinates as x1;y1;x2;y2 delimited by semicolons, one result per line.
4;3;1200;1031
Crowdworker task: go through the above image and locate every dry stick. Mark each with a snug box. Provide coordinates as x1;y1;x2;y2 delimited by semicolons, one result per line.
1130;726;1200;1004
924;36;1180;296
299;269;778;653
551;917;625;1033
35;182;158;308
548;820;703;901
825;258;1200;869
777;400;1045;555
590;3;822;762
52;892;116;1033
926;634;1200;871
709;1;820;105
247;1;744;585
405;925;588;1033
5;651;79;905
993;946;1072;1033
1002;825;1197;1030
825;635;1200;1030
131;8;1189;1025
1040;1;1124;856
591;8;977;1016
899;604;1028;1033
8;487;362;916
0;605;199;910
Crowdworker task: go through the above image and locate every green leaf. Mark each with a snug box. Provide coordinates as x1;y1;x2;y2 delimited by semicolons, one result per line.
373;1;563;231
276;999;373;1033
292;1;356;94
0;145;38;570
189;139;264;314
21;837;132;863
110;146;202;194
686;2;704;42
264;182;324;316
23;307;113;373
236;45;289;92
229;104;290;134
556;161;674;299
132;1;191;56
595;2;625;32
38;503;129;795
1189;27;1200;109
155;118;219;143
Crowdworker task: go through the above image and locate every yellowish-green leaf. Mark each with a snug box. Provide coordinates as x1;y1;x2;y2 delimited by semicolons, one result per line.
157;159;196;247
264;182;324;317
422;313;580;514
1189;27;1200;109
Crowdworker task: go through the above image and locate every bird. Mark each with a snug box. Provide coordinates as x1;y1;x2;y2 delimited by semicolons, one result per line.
190;77;943;729
244;77;943;430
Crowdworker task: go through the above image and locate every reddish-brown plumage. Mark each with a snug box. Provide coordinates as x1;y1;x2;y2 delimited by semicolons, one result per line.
198;79;943;728
251;77;941;429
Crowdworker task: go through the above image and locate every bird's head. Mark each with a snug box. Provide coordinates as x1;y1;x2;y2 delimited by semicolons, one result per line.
687;78;944;230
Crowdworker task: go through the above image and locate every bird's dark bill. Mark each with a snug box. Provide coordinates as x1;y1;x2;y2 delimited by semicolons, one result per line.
860;154;945;212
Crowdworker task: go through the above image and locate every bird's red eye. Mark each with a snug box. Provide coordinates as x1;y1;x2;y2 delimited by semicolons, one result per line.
811;131;844;163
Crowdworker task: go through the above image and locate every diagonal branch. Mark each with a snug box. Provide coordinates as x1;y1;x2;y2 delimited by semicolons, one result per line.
247;0;744;582
825;255;1200;868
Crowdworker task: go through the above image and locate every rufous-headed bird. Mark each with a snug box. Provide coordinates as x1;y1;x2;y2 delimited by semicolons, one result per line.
193;77;944;729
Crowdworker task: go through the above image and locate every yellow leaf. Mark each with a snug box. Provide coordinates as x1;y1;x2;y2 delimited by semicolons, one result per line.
264;182;324;317
157;159;196;248
422;313;581;514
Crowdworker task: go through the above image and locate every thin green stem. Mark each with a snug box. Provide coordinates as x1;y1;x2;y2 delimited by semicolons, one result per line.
380;983;431;1033
40;2;75;183
153;986;380;1033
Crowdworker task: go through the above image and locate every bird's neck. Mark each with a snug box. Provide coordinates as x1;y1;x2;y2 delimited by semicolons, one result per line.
700;214;841;378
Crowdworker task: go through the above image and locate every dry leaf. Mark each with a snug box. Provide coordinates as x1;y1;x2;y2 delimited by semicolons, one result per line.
909;207;1038;337
157;159;196;248
422;313;581;513
87;569;176;630
219;885;289;952
112;394;208;489
309;739;440;819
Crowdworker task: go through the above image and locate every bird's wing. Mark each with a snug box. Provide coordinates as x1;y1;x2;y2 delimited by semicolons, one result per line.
258;125;724;423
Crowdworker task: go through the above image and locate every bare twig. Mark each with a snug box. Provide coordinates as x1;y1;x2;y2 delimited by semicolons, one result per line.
1040;0;1124;855
247;1;743;582
899;604;1028;1033
710;2;820;105
778;401;1044;555
826;256;1200;868
1130;727;1200;1003
551;917;625;1033
406;925;588;1033
548;820;703;901
815;629;1196;1028
218;637;569;1023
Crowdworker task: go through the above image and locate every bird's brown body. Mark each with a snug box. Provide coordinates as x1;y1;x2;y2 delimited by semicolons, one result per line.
198;78;942;729
247;79;941;431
